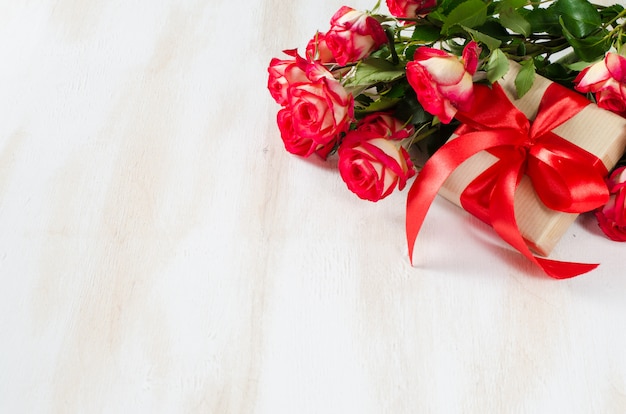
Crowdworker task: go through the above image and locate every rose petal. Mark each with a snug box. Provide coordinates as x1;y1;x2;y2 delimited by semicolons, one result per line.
575;59;612;92
605;52;626;84
420;56;466;85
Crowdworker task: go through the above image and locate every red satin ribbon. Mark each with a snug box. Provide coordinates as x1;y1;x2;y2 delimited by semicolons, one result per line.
406;82;609;279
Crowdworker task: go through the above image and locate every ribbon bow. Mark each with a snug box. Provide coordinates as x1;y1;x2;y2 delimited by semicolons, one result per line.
406;82;609;279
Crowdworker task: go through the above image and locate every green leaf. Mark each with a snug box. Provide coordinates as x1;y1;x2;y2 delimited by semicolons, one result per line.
600;4;625;21
515;59;536;98
444;39;466;55
349;58;406;86
560;17;610;62
501;0;530;9
555;0;602;39
404;44;419;61
438;0;468;15
486;49;510;83
441;0;488;34
521;6;561;35
381;82;409;99
426;10;446;25
356;96;402;114
539;63;576;86
354;94;374;107
565;60;596;71
498;4;531;36
475;19;512;42
461;26;501;51
411;24;441;42
393;90;432;125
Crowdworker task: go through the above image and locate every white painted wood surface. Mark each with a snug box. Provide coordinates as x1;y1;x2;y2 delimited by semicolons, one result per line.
1;0;626;412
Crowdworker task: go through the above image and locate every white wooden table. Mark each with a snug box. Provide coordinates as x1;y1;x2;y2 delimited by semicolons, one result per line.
2;0;626;412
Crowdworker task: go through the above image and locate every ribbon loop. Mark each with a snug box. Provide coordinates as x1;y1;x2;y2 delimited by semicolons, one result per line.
527;138;609;212
406;81;609;278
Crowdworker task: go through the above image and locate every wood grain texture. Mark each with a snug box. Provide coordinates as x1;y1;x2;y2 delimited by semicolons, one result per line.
1;0;626;413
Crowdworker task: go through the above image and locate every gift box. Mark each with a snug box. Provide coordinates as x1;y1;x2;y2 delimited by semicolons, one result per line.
437;62;626;256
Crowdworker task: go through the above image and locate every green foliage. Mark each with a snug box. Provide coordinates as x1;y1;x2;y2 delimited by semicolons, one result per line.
486;49;510;83
540;63;576;87
555;0;602;39
474;20;512;42
515;59;536;98
565;60;597;71
355;96;402;115
411;25;441;43
438;0;470;15
521;6;561;35
599;4;625;21
462;26;502;51
393;90;432;125
441;0;488;34
497;3;531;36
320;0;624;160
344;0;624;118
501;0;529;9
560;17;610;62
348;58;406;87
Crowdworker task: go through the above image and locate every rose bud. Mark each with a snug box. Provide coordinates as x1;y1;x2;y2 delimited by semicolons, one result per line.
325;6;388;66
386;0;437;19
356;112;414;140
574;53;626;117
406;41;481;124
595;166;626;241
338;130;416;201
595;88;626;118
306;32;336;64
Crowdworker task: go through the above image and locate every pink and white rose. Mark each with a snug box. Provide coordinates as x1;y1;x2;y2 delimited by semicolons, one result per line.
406;41;481;124
306;32;335;64
574;52;626;117
287;69;353;149
386;0;437;19
267;50;354;158
595;166;626;241
325;6;388;66
276;108;335;158
338;130;416;201
267;49;308;106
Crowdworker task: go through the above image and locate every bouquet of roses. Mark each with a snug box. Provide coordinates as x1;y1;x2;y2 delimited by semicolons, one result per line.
267;0;626;273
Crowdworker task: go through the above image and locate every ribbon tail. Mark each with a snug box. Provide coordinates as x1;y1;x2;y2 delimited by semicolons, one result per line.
405;154;459;266
536;257;599;279
489;151;598;279
406;131;521;265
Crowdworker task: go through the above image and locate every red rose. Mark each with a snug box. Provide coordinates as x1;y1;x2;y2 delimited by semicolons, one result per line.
356;112;414;140
595;166;626;241
276;108;335;158
325;6;388;66
406;41;480;124
574;53;626;117
338;130;416;201
595;88;626;118
386;0;437;19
